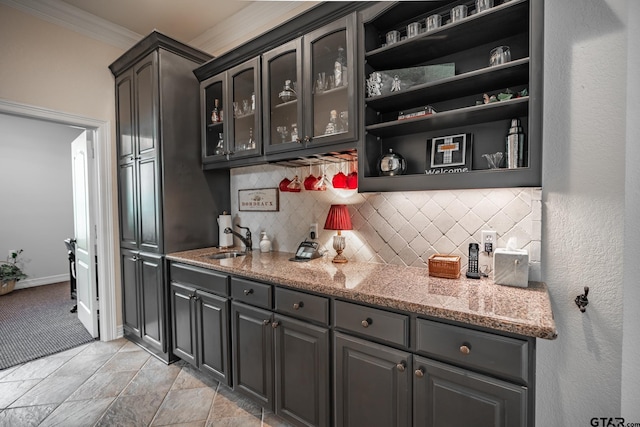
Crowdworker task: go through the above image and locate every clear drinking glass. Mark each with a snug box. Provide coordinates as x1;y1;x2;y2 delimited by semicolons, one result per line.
407;22;421;38
489;45;511;66
451;5;468;22
425;14;441;32
476;0;494;13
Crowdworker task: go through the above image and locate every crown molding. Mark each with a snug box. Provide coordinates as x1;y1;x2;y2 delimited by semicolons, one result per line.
189;1;319;56
0;0;141;50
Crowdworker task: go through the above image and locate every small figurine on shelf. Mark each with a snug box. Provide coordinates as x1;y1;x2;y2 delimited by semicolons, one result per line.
391;75;402;92
366;72;382;97
211;98;221;123
248;127;255;150
215;133;224;155
325;110;338;135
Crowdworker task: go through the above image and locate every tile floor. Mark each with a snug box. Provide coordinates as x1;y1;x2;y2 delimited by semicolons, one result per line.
0;338;292;427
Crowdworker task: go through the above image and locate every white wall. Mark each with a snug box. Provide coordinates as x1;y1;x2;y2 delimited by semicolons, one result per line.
0;114;82;286
538;0;634;424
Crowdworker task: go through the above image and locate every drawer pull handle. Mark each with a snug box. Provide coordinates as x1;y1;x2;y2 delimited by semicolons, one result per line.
243;289;253;296
293;302;304;310
396;361;406;372
271;321;280;329
459;344;471;355
361;318;372;328
415;368;425;378
262;319;271;326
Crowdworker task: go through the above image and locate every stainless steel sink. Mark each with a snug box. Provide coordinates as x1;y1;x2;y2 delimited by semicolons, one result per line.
208;251;246;260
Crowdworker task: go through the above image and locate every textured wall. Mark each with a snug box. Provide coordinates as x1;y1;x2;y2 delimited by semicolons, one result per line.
622;0;640;419
230;163;541;280
538;0;628;424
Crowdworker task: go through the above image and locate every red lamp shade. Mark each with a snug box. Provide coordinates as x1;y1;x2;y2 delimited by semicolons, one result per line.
324;204;352;231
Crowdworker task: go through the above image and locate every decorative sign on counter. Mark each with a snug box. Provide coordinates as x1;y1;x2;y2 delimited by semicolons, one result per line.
239;188;279;212
426;133;472;175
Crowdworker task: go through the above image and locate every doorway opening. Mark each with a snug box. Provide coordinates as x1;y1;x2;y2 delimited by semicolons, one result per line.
0;99;117;342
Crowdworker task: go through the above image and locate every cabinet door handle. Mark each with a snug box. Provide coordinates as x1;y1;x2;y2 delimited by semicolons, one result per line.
415;368;425;378
303;136;311;143
293;302;303;310
459;344;471;355
295;138;303;144
361;318;372;328
131;255;139;261
396;361;406;372
262;319;271;326
243;289;253;296
271;321;280;329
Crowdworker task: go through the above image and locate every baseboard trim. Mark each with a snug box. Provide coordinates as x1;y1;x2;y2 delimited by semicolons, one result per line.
14;273;70;290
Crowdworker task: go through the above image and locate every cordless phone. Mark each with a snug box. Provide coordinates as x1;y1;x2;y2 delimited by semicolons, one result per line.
466;243;481;279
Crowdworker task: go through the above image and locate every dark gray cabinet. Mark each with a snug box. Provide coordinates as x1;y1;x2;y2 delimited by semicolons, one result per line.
120;249;165;355
116;56;160;253
110;31;230;362
232;297;330;427
261;13;358;159
201;57;262;167
170;282;231;385
169;263;535;426
413;356;527;427
231;301;274;407
334;332;411;427
334;301;534;427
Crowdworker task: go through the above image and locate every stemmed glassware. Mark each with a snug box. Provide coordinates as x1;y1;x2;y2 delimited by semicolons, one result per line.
314;162;329;191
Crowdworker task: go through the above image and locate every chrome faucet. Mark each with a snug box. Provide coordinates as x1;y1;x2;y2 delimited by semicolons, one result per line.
224;224;252;252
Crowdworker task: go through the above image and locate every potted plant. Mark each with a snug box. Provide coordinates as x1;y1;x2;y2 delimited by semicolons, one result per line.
1;249;27;296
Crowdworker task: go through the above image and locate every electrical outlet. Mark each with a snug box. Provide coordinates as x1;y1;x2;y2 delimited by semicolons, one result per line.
481;230;497;254
310;223;318;240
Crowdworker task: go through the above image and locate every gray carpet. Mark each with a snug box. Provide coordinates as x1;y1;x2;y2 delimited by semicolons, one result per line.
0;281;95;370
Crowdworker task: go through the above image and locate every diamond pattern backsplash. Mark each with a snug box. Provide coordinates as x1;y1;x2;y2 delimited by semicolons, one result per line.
230;163;542;281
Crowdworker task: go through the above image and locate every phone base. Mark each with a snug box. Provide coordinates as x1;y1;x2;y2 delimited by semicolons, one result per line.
466;271;481;279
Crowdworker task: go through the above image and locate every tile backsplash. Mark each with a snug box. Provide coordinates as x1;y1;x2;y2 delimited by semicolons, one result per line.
230;163;541;281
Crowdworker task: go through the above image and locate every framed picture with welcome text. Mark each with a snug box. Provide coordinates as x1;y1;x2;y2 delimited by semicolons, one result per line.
426;133;473;175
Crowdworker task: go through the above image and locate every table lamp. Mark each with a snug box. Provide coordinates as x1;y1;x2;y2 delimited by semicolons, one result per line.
324;204;353;263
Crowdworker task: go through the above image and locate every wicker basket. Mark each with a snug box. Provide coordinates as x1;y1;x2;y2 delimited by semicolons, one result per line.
428;254;461;279
0;279;16;296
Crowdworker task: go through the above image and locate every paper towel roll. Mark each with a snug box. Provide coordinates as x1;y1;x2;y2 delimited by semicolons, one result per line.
218;214;233;248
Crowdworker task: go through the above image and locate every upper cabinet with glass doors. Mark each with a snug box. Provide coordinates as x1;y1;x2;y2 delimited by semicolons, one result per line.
263;13;357;155
201;57;261;165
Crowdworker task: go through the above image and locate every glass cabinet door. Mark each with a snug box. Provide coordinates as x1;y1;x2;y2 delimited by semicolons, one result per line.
303;14;357;148
262;39;304;154
228;57;261;159
202;74;226;162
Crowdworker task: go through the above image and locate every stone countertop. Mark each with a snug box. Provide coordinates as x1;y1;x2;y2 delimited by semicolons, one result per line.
166;247;558;340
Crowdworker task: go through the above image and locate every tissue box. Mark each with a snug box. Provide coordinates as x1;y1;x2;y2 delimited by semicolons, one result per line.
493;248;529;287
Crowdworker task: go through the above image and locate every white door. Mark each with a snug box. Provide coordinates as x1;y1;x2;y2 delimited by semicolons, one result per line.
71;130;99;338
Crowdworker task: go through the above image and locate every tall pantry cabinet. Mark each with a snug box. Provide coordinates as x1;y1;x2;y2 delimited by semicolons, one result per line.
109;32;230;362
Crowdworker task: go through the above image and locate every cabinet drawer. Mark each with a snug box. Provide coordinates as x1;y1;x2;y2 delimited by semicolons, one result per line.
334;300;409;348
415;318;529;385
169;263;229;296
231;277;272;309
275;287;329;325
